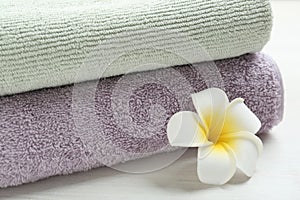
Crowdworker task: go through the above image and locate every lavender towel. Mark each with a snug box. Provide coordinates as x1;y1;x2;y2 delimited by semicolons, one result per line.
0;53;283;188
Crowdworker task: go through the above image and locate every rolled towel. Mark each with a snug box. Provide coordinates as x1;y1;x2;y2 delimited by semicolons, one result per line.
0;53;283;188
0;0;272;96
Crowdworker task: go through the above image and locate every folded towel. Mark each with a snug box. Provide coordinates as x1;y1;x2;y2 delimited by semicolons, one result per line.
0;53;283;187
0;0;272;96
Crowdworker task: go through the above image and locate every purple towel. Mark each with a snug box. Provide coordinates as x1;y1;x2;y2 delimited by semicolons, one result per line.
0;53;283;188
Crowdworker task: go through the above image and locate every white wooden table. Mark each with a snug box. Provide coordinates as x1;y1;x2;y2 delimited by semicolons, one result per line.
0;1;300;199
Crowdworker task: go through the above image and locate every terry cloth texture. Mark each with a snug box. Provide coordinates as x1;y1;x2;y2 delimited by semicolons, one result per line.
0;0;272;96
0;53;284;187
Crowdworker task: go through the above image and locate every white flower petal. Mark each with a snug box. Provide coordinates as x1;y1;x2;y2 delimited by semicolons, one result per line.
197;143;236;185
191;88;229;143
219;131;263;177
167;111;210;147
223;98;261;135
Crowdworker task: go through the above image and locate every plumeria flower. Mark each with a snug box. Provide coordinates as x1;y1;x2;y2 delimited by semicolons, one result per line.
167;88;263;185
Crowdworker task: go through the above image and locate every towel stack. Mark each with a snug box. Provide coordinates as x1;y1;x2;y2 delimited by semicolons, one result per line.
0;0;283;187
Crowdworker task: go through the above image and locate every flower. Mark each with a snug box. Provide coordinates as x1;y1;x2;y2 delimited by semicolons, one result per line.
167;88;263;185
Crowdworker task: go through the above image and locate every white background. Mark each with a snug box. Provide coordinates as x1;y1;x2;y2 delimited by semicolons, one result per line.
0;1;300;199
